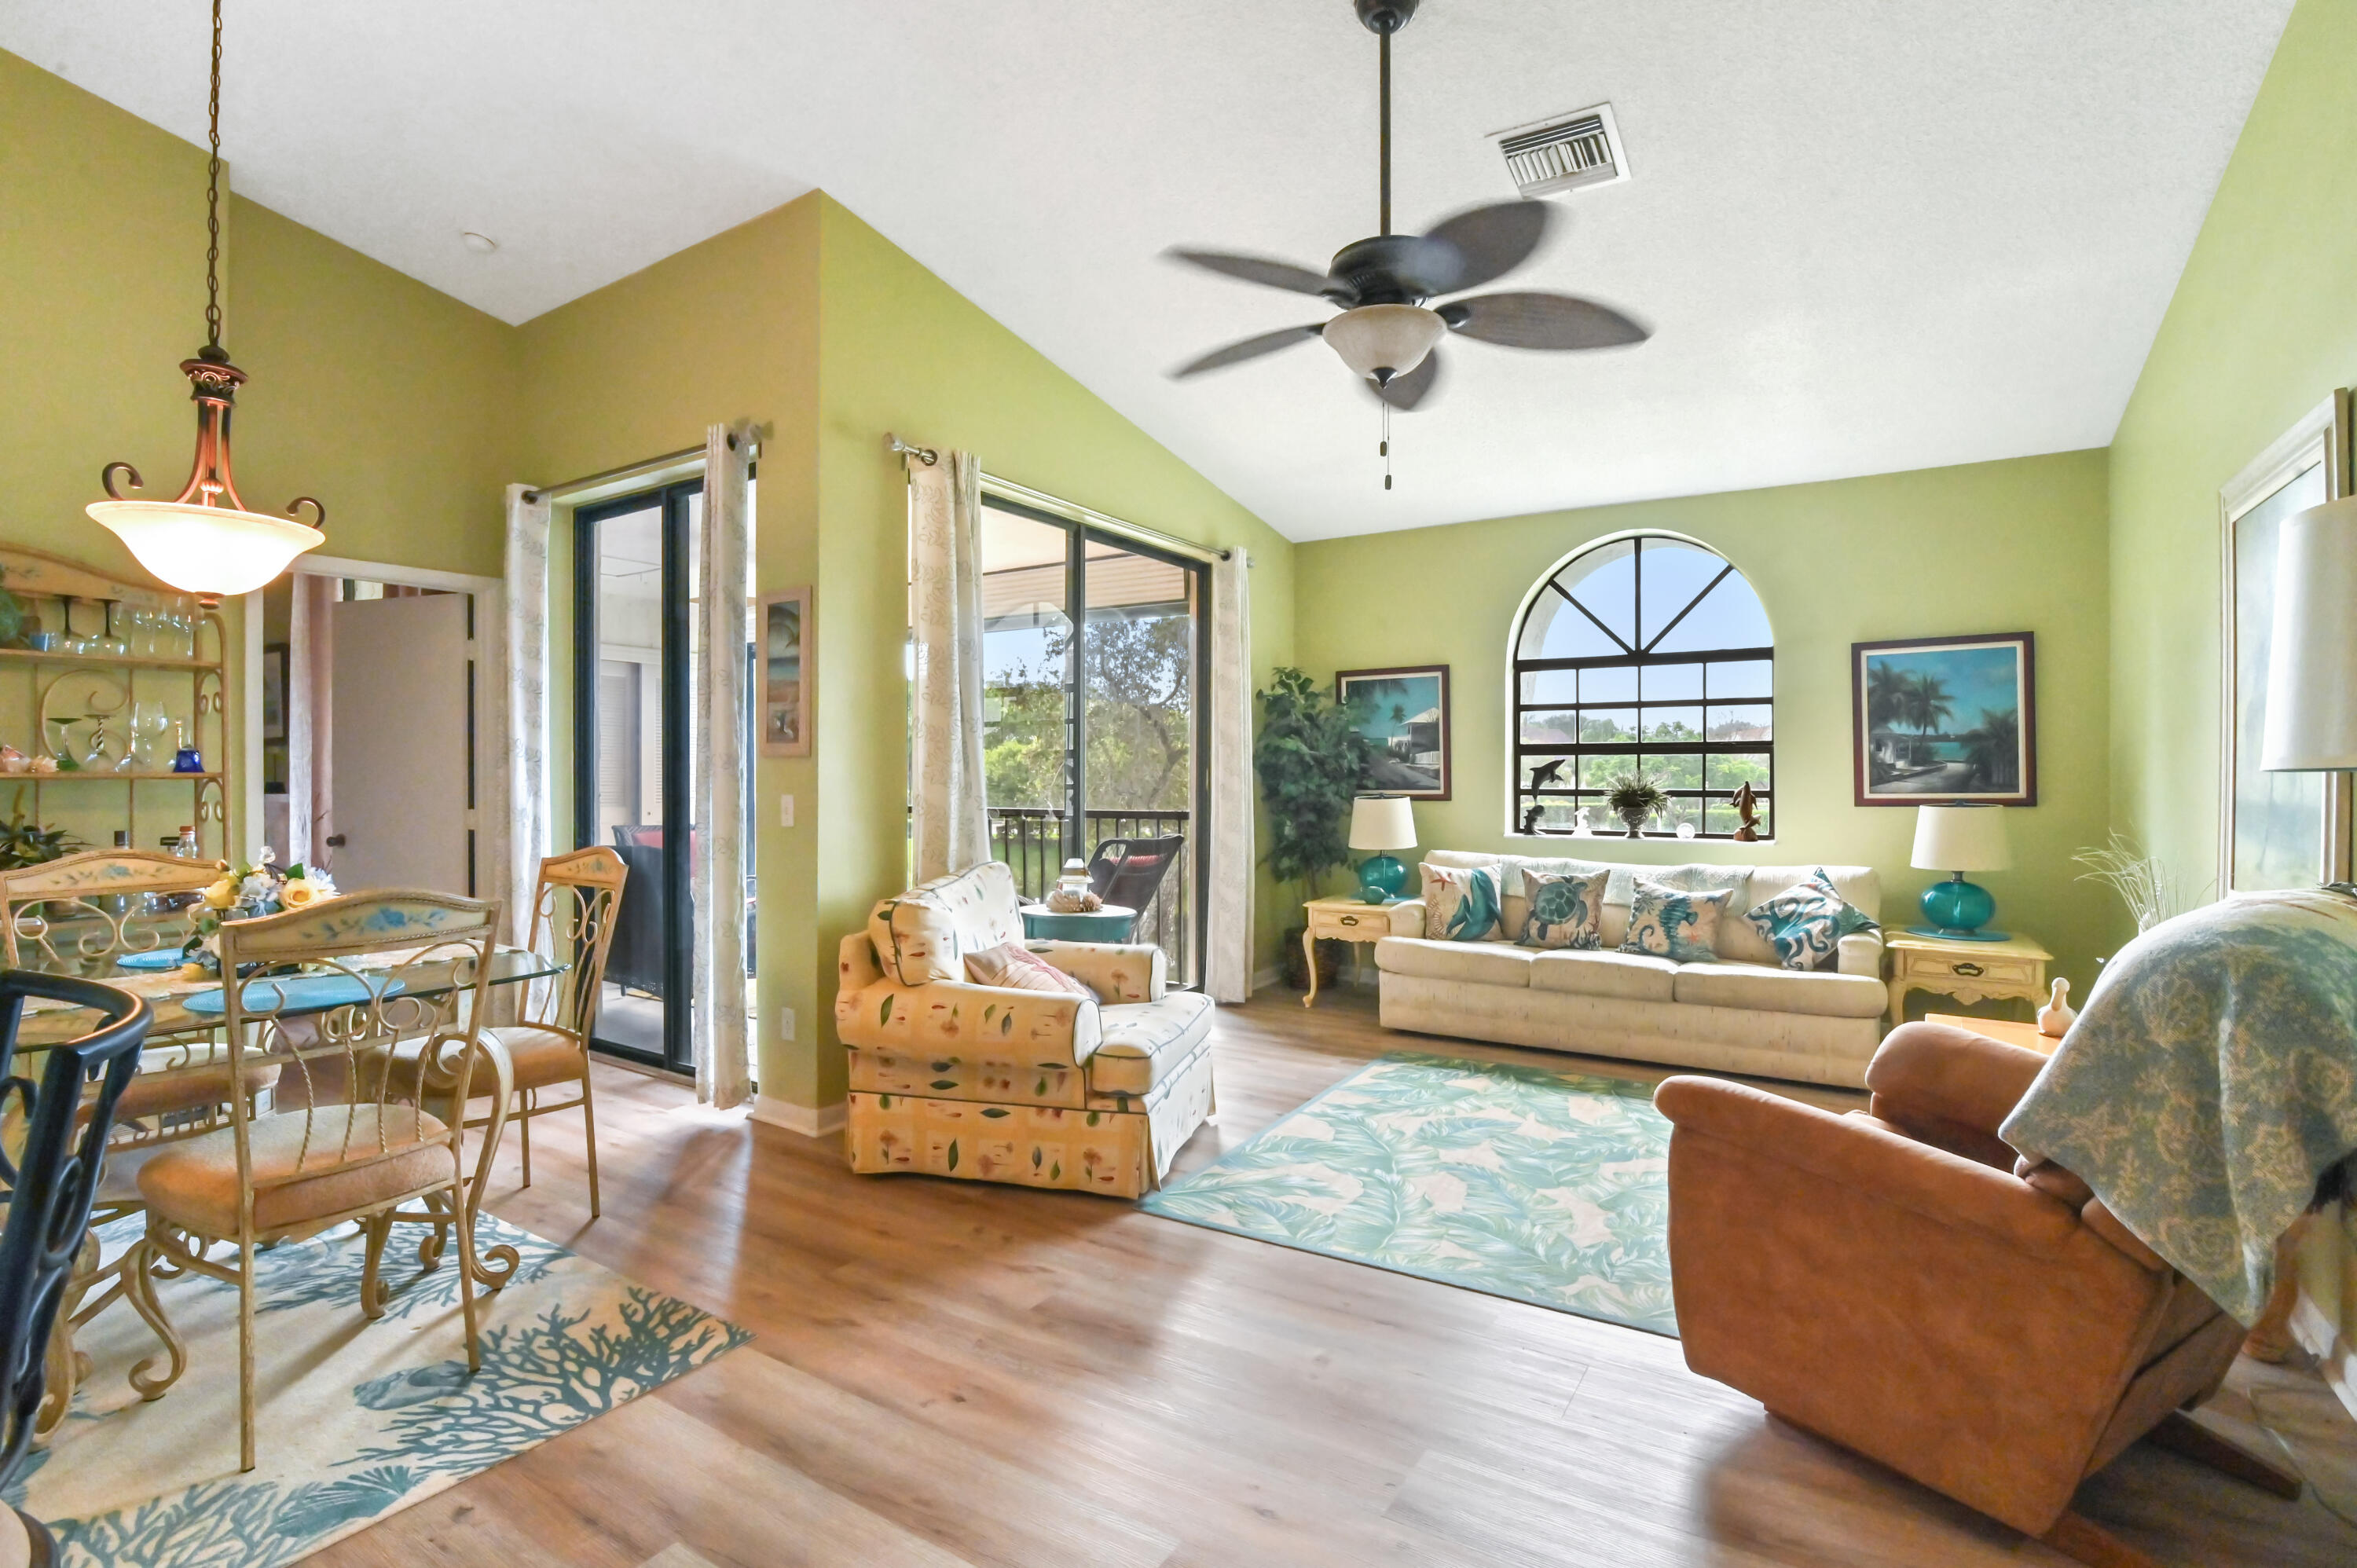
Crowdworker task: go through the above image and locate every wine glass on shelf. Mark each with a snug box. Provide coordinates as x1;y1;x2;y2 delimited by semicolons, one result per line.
96;601;127;658
125;698;165;771
79;714;114;774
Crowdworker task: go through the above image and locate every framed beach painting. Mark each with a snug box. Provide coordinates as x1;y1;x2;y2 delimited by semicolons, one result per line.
1337;665;1450;800
2220;391;2352;892
759;587;812;757
1852;633;2036;807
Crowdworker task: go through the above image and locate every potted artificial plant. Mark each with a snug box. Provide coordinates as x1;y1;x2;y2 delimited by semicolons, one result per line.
1605;771;1668;838
1255;667;1372;990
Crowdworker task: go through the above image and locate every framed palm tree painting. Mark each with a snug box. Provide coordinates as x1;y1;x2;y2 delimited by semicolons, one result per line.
1852;634;2036;806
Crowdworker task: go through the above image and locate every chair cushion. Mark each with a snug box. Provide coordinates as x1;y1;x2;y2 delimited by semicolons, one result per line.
1087;991;1215;1096
112;1053;280;1124
1671;961;1890;1020
137;1106;453;1237
1528;948;1680;1002
868;863;1025;986
490;1024;587;1093
1376;937;1537;987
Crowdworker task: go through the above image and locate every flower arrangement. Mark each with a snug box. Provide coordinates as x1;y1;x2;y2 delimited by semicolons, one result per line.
182;847;338;974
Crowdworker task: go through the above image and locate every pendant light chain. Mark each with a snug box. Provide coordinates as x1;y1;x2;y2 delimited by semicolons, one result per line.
203;0;225;354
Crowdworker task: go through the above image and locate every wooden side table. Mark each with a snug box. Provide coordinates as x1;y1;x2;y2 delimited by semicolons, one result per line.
1922;1012;2062;1057
1886;932;2053;1027
1302;896;1395;1008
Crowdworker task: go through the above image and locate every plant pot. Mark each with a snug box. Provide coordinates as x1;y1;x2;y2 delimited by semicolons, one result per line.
1279;927;1346;992
1618;807;1650;837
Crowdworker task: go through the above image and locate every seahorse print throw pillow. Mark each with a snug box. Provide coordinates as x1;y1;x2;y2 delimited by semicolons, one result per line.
1519;867;1609;950
1421;863;1502;942
1620;878;1732;963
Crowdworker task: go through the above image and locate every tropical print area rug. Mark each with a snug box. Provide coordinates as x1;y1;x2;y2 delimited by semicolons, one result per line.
1143;1052;1677;1335
9;1213;750;1566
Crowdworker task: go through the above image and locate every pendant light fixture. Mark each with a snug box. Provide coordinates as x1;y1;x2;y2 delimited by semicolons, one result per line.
87;0;324;607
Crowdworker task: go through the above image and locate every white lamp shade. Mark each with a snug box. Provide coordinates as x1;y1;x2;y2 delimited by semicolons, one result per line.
88;500;324;599
1349;793;1417;852
2262;496;2357;771
1322;305;1447;383
1910;803;2011;873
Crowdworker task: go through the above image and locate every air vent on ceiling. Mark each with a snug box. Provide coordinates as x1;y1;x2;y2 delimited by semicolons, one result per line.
1490;104;1628;199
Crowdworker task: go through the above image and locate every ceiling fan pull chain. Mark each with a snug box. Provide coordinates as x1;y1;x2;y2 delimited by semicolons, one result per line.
1381;400;1393;490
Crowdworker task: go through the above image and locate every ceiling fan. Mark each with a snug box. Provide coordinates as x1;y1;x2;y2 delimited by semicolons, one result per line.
1167;0;1650;416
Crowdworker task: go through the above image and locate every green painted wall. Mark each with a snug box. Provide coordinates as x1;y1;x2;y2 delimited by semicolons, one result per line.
2109;0;2357;932
1295;450;2117;1001
514;192;1293;1112
811;194;1296;1107
2;50;519;859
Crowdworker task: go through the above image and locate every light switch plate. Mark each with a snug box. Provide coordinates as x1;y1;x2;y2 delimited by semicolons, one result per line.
777;1006;796;1042
779;793;795;828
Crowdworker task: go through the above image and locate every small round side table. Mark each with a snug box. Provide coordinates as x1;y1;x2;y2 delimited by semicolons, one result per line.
1019;903;1138;943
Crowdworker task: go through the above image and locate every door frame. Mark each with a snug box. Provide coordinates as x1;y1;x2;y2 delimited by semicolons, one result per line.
573;479;703;1073
262;554;500;887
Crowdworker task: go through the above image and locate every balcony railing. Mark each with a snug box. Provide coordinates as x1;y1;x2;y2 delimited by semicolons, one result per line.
986;806;1194;986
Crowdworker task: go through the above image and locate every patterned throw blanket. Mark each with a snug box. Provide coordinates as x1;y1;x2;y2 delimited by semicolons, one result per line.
2000;888;2357;1324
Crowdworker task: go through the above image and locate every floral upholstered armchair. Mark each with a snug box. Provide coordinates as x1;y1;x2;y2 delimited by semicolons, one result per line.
835;862;1216;1198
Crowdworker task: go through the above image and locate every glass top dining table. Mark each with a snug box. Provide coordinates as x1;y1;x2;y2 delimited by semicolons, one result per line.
9;943;563;1048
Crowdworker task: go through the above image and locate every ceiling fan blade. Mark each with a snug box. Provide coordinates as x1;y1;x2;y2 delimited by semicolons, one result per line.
1166;248;1343;299
1370;348;1442;411
1172;324;1327;378
1420;201;1552;294
1441;291;1649;350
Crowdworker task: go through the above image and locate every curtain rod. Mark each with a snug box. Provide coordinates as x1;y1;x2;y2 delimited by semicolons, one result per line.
523;443;706;504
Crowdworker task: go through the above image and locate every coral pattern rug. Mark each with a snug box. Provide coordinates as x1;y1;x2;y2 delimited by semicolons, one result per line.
1143;1052;1678;1335
9;1213;750;1566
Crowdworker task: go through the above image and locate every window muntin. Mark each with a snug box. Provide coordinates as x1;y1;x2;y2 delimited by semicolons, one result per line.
1512;534;1773;838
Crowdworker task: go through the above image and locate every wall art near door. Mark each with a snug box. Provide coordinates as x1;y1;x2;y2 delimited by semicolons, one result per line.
1852;633;2036;807
1337;665;1451;800
759;587;812;757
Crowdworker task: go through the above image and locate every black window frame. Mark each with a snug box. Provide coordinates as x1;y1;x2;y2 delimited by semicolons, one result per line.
1509;533;1775;840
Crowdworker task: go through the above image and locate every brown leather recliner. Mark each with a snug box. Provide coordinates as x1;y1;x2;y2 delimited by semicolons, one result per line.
1655;1021;2300;1567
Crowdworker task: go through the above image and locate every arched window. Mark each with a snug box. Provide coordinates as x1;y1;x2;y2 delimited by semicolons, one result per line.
1511;533;1773;838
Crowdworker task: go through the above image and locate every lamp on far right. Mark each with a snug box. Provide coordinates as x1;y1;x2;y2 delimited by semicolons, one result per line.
2261;496;2357;776
1910;803;2011;940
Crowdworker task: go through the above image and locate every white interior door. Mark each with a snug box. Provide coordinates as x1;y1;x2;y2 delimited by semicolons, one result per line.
328;594;471;892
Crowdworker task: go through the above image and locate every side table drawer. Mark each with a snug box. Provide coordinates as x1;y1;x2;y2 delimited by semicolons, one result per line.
1904;952;2038;987
1310;907;1387;940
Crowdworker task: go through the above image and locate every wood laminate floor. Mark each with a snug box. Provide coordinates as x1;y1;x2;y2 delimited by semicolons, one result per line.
313;987;2357;1568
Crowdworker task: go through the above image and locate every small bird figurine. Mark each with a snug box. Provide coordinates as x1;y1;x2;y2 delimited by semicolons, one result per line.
2037;977;2076;1039
1527;757;1568;790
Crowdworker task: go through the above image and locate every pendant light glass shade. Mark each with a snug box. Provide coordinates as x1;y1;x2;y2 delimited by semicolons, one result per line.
1323;303;1447;384
86;501;323;600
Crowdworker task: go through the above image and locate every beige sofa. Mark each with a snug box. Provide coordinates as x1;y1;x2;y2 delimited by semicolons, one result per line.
1377;852;1886;1086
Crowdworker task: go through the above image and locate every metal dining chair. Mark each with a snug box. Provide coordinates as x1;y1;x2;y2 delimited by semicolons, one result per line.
129;891;512;1472
0;970;148;1565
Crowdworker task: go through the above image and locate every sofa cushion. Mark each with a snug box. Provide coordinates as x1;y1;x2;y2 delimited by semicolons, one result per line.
1517;867;1609;950
1376;936;1537;987
1745;868;1880;971
1420;863;1503;942
869;863;1025;986
1088;991;1215;1097
1528;948;1680;1002
1622;880;1734;962
1672;960;1890;1020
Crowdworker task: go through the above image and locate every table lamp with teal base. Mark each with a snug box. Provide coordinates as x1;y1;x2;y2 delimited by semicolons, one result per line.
1909;802;2011;940
1350;794;1416;904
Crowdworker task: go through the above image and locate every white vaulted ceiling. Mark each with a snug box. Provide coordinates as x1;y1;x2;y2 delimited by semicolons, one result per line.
3;2;2294;540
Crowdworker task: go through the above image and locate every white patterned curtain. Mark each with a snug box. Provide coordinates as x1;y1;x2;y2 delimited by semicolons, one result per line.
694;422;753;1110
1206;549;1255;1002
500;484;552;949
909;451;988;882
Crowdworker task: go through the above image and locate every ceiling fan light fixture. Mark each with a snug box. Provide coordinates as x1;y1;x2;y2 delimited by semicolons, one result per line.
1322;303;1446;386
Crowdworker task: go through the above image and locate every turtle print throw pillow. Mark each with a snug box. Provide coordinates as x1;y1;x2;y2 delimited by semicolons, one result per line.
1518;867;1609;950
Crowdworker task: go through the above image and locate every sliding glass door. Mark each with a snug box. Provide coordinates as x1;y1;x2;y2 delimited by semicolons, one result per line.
574;478;735;1074
977;494;1210;985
